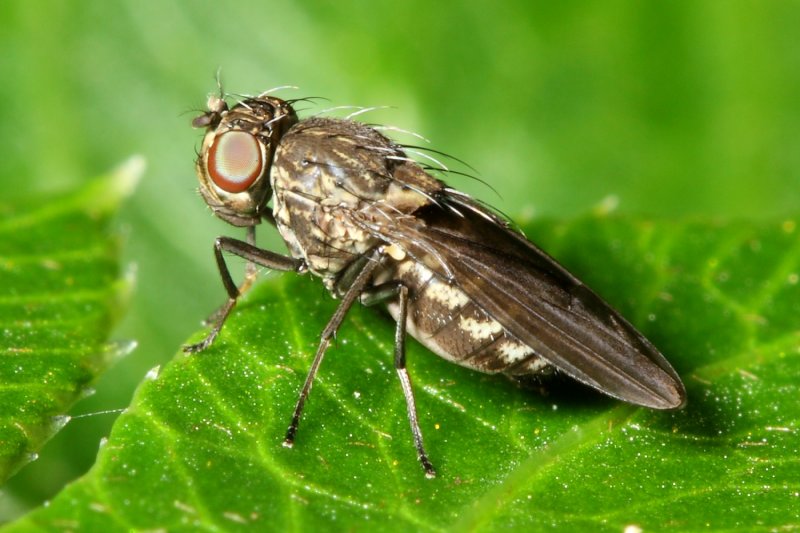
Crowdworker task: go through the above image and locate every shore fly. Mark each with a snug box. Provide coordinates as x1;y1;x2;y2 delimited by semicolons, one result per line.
185;88;686;478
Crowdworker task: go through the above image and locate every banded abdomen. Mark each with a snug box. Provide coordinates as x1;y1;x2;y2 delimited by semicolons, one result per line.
383;258;549;376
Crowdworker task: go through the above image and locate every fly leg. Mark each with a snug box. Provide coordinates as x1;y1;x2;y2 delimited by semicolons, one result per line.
283;248;382;449
238;215;279;299
361;282;436;478
203;225;259;325
183;236;305;353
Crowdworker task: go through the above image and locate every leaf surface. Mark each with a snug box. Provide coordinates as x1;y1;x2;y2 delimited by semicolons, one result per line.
6;215;799;531
0;160;141;482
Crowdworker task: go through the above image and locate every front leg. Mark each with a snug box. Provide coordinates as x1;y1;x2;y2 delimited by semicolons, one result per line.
204;225;258;325
183;236;305;354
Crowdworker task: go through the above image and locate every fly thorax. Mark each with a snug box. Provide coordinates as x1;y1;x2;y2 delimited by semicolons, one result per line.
269;117;439;279
272;188;380;278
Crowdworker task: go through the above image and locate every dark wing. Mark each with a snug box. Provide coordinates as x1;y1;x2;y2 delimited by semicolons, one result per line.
357;193;686;409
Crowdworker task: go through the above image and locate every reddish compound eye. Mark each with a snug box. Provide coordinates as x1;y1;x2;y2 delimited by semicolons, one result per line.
207;131;263;193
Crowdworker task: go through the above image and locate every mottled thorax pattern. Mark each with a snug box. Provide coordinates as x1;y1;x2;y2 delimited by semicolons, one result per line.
270;118;438;282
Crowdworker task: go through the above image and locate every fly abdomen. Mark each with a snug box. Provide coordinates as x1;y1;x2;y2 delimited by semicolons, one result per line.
384;258;550;376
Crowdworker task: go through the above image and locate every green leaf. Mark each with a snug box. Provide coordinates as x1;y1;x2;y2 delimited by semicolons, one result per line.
6;215;799;531
0;158;142;483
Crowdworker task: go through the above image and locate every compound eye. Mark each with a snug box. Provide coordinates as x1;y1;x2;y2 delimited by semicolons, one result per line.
207;131;264;193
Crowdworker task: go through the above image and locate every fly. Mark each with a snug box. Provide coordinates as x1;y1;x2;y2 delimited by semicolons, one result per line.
185;88;687;478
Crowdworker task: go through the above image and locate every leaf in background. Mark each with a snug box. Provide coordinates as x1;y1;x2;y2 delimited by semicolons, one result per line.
0;158;142;483
5;215;799;531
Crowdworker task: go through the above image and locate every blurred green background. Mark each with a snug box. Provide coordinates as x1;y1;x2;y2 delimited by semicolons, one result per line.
1;0;798;520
